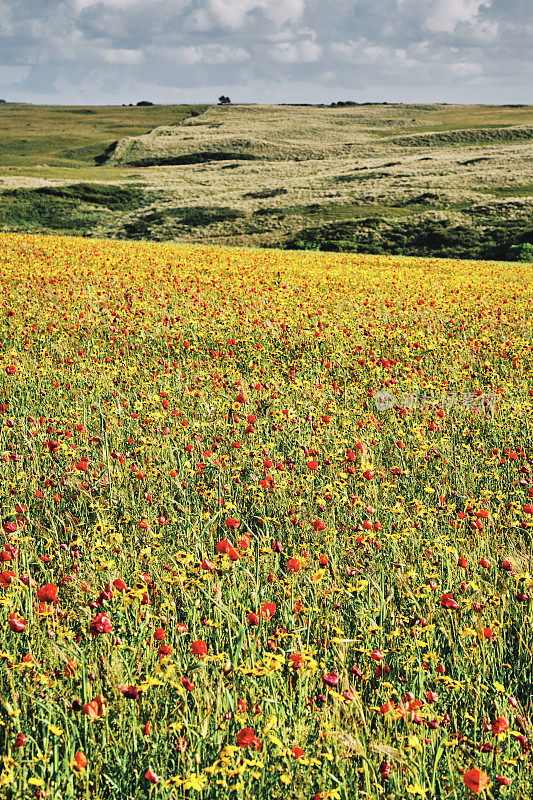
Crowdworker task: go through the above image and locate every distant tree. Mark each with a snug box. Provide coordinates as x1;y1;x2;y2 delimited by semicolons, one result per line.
0;99;6;104
218;95;231;105
136;100;154;106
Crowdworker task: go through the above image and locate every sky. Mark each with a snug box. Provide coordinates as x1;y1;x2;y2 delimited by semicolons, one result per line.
0;0;531;105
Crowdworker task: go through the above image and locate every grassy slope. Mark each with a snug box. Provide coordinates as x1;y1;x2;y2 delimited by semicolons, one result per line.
0;103;208;175
0;103;531;260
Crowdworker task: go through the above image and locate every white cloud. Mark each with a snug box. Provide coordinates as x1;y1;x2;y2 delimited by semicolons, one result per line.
173;44;251;64
449;61;483;77
103;48;145;64
0;0;530;105
73;0;152;8
205;0;305;29
0;1;13;34
427;0;485;33
0;64;30;86
271;39;322;63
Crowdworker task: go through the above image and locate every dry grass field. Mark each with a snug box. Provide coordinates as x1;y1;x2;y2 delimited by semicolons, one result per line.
1;103;532;259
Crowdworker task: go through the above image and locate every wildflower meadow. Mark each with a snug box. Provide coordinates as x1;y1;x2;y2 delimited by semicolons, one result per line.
0;231;531;799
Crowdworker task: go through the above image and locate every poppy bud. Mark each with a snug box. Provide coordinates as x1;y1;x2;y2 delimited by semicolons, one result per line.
322;672;339;688
74;751;87;771
496;776;512;786
379;761;392;779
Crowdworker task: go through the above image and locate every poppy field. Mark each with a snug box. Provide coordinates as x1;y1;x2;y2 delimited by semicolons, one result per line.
0;231;532;800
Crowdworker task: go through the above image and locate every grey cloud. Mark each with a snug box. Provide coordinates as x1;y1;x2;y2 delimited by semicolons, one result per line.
0;0;530;104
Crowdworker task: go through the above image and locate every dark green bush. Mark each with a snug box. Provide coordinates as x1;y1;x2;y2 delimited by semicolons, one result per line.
0;189;103;232
281;218;533;262
244;188;288;199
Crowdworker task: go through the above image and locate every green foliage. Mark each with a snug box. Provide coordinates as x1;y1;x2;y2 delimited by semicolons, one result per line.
119;206;246;239
0;189;104;232
0;184;152;234
123;152;259;167
30;183;150;210
506;242;533;262
244;188;288;199
166;206;245;226
281;217;533;261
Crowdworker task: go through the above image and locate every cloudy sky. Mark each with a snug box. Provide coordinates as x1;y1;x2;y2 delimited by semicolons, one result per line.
0;0;531;105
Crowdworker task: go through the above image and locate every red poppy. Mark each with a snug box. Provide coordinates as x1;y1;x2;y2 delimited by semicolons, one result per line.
145;769;159;784
237;727;256;748
491;717;509;735
290;653;304;670
463;768;490;794
0;571;16;588
83;695;107;720
120;684;139;700
37;584;58;604
287;558;301;573
190;640;207;658
322;672;339;688
89;612;112;636
307;460;319;470
260;602;276;620
292;746;305;759
226;517;240;529
440;592;458;610
14;733;27;747
313;519;326;532
216;539;240;561
8;613;26;632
